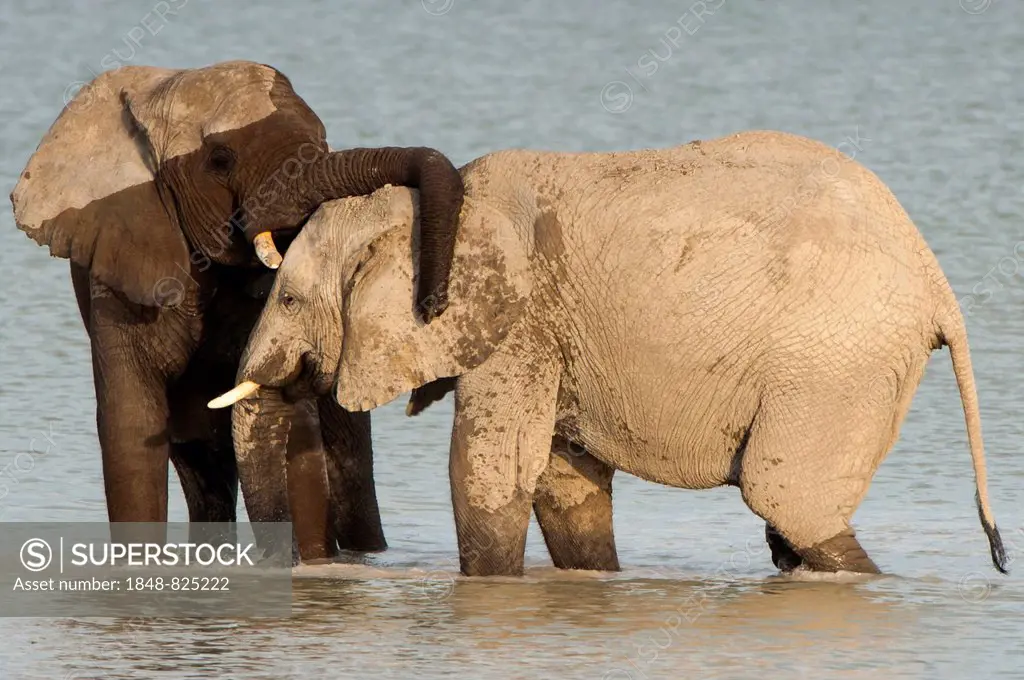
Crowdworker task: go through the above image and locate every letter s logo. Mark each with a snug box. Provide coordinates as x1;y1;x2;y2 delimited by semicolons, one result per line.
20;538;52;572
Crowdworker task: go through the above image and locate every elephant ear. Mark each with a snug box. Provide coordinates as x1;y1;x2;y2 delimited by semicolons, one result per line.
335;186;532;412
121;60;281;161
10;66;191;306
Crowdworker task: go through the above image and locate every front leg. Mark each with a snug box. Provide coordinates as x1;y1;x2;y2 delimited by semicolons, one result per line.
91;346;171;527
450;353;561;577
86;280;179;541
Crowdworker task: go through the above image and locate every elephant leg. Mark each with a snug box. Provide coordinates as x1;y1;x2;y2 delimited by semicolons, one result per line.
165;344;242;542
796;527;879;573
93;361;171;530
738;389;891;575
533;439;619;571
449;353;560;577
318;399;386;552
88;330;170;533
75;264;169;534
169;441;238;522
765;523;802;572
169;441;238;547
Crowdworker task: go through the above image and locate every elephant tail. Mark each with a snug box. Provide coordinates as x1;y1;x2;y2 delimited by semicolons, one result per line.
937;304;1008;574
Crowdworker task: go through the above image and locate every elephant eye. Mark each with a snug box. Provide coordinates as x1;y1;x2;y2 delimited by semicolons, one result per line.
281;292;298;309
207;146;236;175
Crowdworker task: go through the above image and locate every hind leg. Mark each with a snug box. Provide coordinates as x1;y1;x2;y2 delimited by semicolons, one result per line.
533;438;619;571
765;523;802;572
738;386;902;574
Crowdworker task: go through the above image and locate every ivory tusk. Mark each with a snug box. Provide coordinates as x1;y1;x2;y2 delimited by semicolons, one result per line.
254;231;283;269
208;381;261;409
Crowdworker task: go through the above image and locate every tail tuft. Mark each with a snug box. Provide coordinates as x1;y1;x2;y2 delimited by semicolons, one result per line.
977;491;1009;574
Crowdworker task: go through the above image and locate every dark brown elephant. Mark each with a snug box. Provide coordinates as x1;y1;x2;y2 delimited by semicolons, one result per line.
9;60;465;559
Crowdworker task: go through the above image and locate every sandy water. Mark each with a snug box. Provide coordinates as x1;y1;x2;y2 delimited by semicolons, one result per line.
1;1;1023;677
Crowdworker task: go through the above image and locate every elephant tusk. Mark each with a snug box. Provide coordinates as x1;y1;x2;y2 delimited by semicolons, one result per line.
254;231;283;269
208;381;261;409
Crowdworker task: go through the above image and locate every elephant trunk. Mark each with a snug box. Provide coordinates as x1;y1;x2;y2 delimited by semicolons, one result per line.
232;393;292;561
231;390;336;564
247;146;464;322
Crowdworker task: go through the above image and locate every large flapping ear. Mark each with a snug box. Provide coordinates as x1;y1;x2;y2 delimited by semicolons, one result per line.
10;66;191;306
121;60;280;161
335;186;532;412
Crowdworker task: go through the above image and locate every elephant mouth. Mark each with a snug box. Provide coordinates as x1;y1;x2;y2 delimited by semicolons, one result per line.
211;349;333;410
282;351;335;402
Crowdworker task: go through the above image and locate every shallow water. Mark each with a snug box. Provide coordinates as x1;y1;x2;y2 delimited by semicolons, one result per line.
1;1;1023;677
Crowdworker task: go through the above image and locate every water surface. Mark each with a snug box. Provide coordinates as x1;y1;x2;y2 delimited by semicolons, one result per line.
1;1;1022;677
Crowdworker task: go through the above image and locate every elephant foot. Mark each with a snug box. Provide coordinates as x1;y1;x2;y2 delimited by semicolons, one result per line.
332;505;387;554
796;527;880;574
765;523;802;572
454;491;532;577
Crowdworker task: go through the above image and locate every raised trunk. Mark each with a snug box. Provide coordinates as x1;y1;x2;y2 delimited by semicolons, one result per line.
246;147;464;322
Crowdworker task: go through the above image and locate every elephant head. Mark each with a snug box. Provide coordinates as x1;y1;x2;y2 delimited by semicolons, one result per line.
10;60;462;320
212;183;533;414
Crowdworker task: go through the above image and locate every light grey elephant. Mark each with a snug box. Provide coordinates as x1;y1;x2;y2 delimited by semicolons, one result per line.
213;130;1007;577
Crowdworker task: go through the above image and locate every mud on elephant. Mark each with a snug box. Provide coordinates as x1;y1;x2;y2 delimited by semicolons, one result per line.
217;130;1008;577
9;60;467;558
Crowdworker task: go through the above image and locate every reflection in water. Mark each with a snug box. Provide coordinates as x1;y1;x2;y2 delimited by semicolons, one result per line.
47;573;934;679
